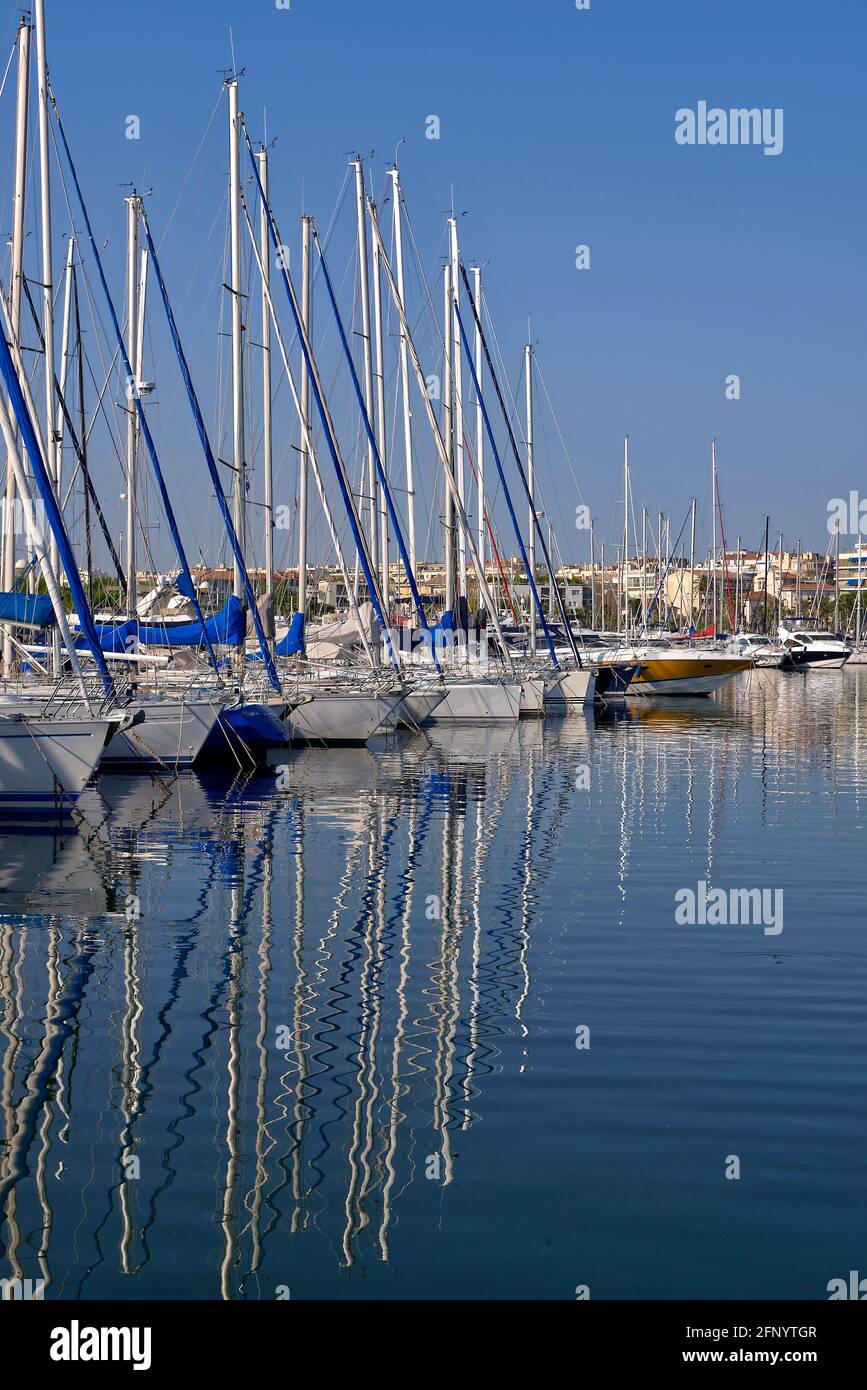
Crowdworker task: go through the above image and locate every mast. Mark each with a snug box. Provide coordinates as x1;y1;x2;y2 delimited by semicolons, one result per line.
525;343;535;654
795;537;801;619
124;193;140;615
228;78;246;602
641;505;647;629
448;216;467;599
762;516;770;633
72;262;93;612
390;166;415;579
443;263;455;615
55;235;75;537
589;517;596;629
2;17;31;678
777;531;784;627
834;527;840;631
472;266;484;584
352;157;379;579
710;439;717;633
689;498;696;630
622;437;629;634
35;0;59;672
735;535;742;629
371;210;389;614
298;215;312;617
257;149;274;607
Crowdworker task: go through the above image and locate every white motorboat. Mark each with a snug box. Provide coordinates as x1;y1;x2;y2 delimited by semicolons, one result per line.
733;633;787;668
778;625;852;670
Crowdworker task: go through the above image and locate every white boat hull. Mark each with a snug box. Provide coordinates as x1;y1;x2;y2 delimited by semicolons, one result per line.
425;680;521;724
286;691;405;744
0;716;115;820
548;670;596;709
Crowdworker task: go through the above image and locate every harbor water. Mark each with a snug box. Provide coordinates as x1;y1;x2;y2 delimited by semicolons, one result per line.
1;667;865;1300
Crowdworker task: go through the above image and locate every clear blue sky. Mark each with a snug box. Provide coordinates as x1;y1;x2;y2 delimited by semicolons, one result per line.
4;0;865;568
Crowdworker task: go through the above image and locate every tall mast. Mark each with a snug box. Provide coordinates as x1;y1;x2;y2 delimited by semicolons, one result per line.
34;0;59;672
735;535;742;628
711;439;718;633
124;194;140;614
442;262;455;614
371;211;389;613
589;517;596;629
389;167;415;579
622;436;629;634
257;148;274;607
689;497;696;630
795;537;801;618
472;266;484;583
228;78;246;602
641;505;647;629
352;157;379;579
448;216;467;599
763;516;770;634
2;17;31;677
55;235;75;529
777;531;783;626
298;215;312;617
525;342;535;654
834;527;840;630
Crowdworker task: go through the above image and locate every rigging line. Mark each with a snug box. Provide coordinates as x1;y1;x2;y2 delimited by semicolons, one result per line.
49;81;219;670
0;32;16;101
159;85;226;252
18;272;127;588
459;263;581;664
531;349;590;511
454;298;558;665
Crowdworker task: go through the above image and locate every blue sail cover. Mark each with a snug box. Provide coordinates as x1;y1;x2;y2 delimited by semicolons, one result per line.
138;596;246;647
275;612;305;656
0;592;55;627
84;596;246;651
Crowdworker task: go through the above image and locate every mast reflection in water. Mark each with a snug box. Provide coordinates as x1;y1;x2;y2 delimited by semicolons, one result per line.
2;672;867;1300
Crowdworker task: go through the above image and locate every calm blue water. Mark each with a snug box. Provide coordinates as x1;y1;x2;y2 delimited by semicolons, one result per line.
1;668;866;1300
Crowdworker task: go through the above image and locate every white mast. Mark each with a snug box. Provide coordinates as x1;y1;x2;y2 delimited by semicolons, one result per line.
352;157;379;580
525;342;535;654
34;0;59;672
689;497;697;628
55;235;74;518
622;436;629;634
257;148;274;608
641;505;647;629
448;215;467;598
443;262;455;615
228;78;246;602
124;193;140;615
366;198;513;667
589;517;596;629
298;215;312;618
472;266;484;581
390;166;415;581
371;209;389;614
240;198;377;668
711;438;717;633
2;17;31;678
